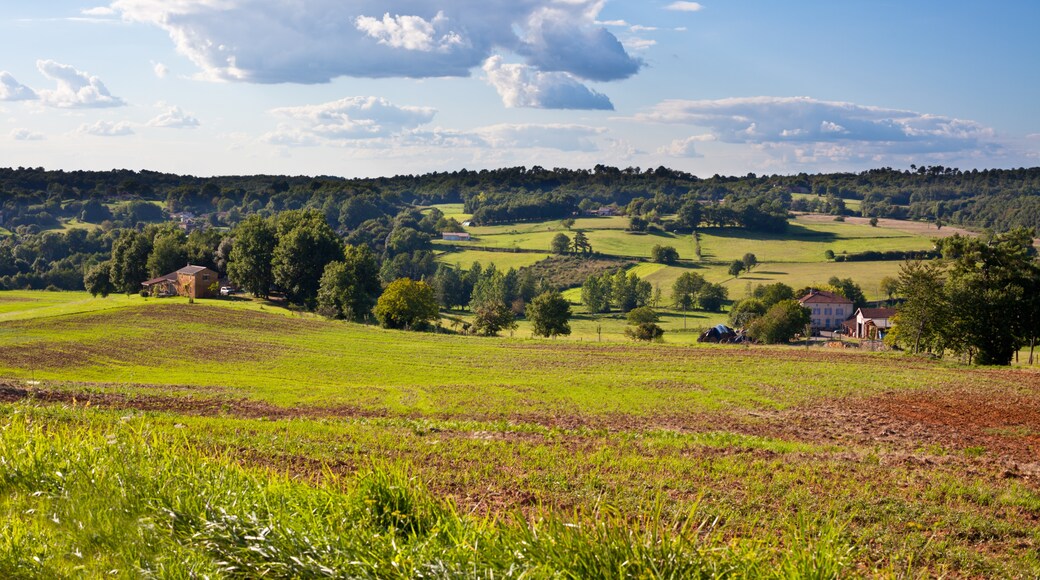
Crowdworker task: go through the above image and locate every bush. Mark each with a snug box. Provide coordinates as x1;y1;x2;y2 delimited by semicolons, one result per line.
650;245;679;264
626;306;659;325
625;322;664;341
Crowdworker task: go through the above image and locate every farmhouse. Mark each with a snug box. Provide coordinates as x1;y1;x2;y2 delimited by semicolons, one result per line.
141;264;218;299
849;307;897;339
442;232;471;241
798;289;853;332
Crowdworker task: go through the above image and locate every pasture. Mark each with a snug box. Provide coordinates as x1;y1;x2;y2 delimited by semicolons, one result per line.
0;295;1038;576
440;214;939;265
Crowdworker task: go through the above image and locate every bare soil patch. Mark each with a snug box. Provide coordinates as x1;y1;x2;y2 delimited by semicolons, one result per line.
0;333;271;369
0;381;383;420
796;213;975;238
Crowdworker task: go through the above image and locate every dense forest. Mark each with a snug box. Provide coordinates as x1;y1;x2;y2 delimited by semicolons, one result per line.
1;164;1039;293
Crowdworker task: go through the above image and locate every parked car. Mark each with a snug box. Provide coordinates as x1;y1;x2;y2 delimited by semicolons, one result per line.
219;286;238;296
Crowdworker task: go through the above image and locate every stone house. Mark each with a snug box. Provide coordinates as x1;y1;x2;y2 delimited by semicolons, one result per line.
798;289;854;332
141;264;218;299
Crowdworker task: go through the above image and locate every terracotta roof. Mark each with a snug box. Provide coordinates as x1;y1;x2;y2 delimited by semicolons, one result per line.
176;265;211;275
857;307;897;319
798;289;852;304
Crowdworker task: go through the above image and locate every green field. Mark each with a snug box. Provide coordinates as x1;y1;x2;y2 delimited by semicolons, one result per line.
697;218;935;263
0;293;1038;576
629;261;907;303
434;248;550;270
791;193;863;211
430;213;937;313
444;215;936;264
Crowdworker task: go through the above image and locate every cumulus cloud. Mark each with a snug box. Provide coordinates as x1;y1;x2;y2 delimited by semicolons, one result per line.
149;105;200;128
36;60;125;108
636;96;994;153
666;2;704;12
78;120;134;136
152;61;169;78
483;56;613;110
265;96;436;144
10;128;45;141
474;123;606;152
658;134;714;157
355;11;464;52
0;72;37;101
109;0;641;83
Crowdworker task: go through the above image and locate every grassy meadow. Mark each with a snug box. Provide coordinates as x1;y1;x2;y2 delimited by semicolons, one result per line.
430;209;941;317
1;292;1039;577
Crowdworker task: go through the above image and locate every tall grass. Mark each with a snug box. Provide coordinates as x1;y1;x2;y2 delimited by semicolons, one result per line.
0;411;858;578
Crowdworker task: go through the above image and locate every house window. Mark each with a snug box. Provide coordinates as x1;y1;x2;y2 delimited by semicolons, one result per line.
836;308;843;316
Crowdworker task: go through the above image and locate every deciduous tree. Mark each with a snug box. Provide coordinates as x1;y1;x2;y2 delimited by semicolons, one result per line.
748;299;811;344
374;278;439;330
227;214;277;298
551;233;571;255
272;211;342;305
528;290;572;338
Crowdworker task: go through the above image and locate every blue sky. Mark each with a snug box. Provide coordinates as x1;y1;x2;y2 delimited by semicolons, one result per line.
1;1;1037;178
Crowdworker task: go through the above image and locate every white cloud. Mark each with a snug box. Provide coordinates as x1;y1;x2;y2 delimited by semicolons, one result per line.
474;123;606;152
266;96;436;144
658;134;714;157
596;19;629;27
636;96;995;153
261;125;322;147
483;56;613;110
355;11;464;52
665;2;704;12
36;60;125;108
110;0;641;83
0;72;37;101
623;37;657;51
78;120;134;136
149;105;200;128
152;61;169;78
10;128;45;141
82;6;116;16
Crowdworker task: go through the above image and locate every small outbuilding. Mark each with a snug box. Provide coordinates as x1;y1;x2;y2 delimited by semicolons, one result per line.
141;273;178;297
850;307;897;339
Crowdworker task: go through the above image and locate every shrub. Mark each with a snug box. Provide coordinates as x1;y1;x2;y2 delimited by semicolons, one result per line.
650;245;679;264
625;322;664;341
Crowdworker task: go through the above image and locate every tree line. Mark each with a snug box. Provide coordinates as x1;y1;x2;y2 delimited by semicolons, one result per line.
887;228;1039;365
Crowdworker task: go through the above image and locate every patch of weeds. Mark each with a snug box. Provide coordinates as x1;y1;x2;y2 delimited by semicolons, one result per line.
962;446;986;458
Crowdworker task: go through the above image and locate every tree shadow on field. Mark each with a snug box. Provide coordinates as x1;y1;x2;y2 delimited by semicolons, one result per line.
703;223;839;243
